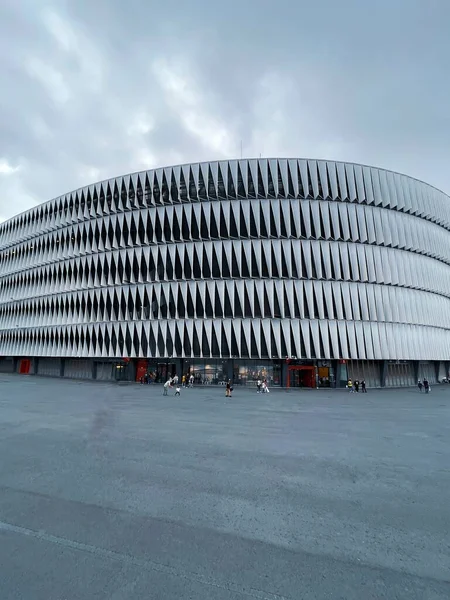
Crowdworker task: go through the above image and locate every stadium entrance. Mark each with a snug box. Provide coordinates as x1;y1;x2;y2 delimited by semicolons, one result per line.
287;365;316;388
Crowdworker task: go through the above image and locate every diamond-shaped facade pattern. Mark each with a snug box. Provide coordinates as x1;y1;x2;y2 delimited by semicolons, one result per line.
1;158;450;361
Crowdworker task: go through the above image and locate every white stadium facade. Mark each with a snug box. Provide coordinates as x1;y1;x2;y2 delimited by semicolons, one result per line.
0;158;449;388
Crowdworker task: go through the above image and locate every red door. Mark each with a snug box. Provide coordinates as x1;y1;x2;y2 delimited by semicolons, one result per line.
287;366;316;388
19;359;31;374
135;359;148;382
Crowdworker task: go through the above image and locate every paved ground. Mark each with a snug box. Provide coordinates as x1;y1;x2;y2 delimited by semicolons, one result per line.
0;376;449;599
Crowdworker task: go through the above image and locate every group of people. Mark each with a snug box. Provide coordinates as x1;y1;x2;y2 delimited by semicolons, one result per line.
142;372;197;394
162;375;235;397
163;374;180;396
163;373;226;396
181;374;195;388
347;379;367;393
417;379;431;393
256;379;269;394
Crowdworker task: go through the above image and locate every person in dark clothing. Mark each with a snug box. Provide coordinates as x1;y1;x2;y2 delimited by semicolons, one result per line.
225;380;232;398
423;379;429;393
361;380;366;393
354;380;359;393
418;380;423;392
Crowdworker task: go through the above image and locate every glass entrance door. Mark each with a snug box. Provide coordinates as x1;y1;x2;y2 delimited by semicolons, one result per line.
288;366;316;388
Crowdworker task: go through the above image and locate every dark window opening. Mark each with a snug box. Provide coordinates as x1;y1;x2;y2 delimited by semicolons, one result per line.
153;175;162;205
212;247;221;278
179;170;188;201
183;249;192;279
277;164;286;198
260;205;268;237
170;171;179;204
260;325;269;358
200;208;209;239
224;286;233;318
249;204;258;237
234;287;243;317
237;164;246;198
217;165;227;199
192;327;201;357
186;288;195;318
202;247;211;278
183;326;191;356
191;212;200;240
210;210;219;239
208;166;217;199
247;164;256;198
227;165;237;198
239;204;249;238
195;288;204;317
198;169;207;200
205;288;214;317
193;248;202;279
163;212;172;242
222;247;231;278
172;212;181;241
159;172;169;203
214;287;223;317
269;204;278;237
189;168;197;201
202;326;210;357
265;165;274;197
241;251;250;279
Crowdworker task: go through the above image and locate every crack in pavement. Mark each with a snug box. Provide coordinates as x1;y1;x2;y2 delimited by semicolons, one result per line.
0;519;289;600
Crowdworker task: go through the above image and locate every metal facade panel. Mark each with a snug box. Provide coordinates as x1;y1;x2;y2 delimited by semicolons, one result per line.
1;159;450;365
336;162;348;200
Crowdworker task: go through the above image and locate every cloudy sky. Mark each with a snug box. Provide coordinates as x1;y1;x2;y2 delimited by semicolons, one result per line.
0;0;449;222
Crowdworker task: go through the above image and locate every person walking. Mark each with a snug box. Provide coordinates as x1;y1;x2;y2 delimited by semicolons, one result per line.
182;374;186;388
361;380;367;393
354;380;360;393
256;379;262;393
225;379;232;398
174;384;181;396
347;379;353;392
423;378;429;394
418;380;423;392
163;377;172;396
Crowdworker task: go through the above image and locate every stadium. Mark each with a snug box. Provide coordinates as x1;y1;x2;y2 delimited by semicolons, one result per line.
0;158;449;388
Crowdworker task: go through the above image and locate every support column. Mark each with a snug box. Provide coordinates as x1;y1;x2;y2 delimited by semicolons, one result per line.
227;359;234;383
434;361;441;383
60;358;65;378
127;360;137;382
281;361;288;388
335;361;348;388
92;360;97;380
412;360;419;383
173;358;182;379
380;360;387;387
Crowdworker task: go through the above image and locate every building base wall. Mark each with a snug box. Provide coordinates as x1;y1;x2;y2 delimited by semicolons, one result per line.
1;357;448;388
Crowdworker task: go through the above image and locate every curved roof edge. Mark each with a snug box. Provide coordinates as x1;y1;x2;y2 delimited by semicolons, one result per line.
2;157;449;226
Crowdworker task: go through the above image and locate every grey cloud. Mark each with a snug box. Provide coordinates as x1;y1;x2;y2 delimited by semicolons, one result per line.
1;0;450;223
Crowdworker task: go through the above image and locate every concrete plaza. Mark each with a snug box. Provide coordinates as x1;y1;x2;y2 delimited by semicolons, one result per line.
0;375;449;599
